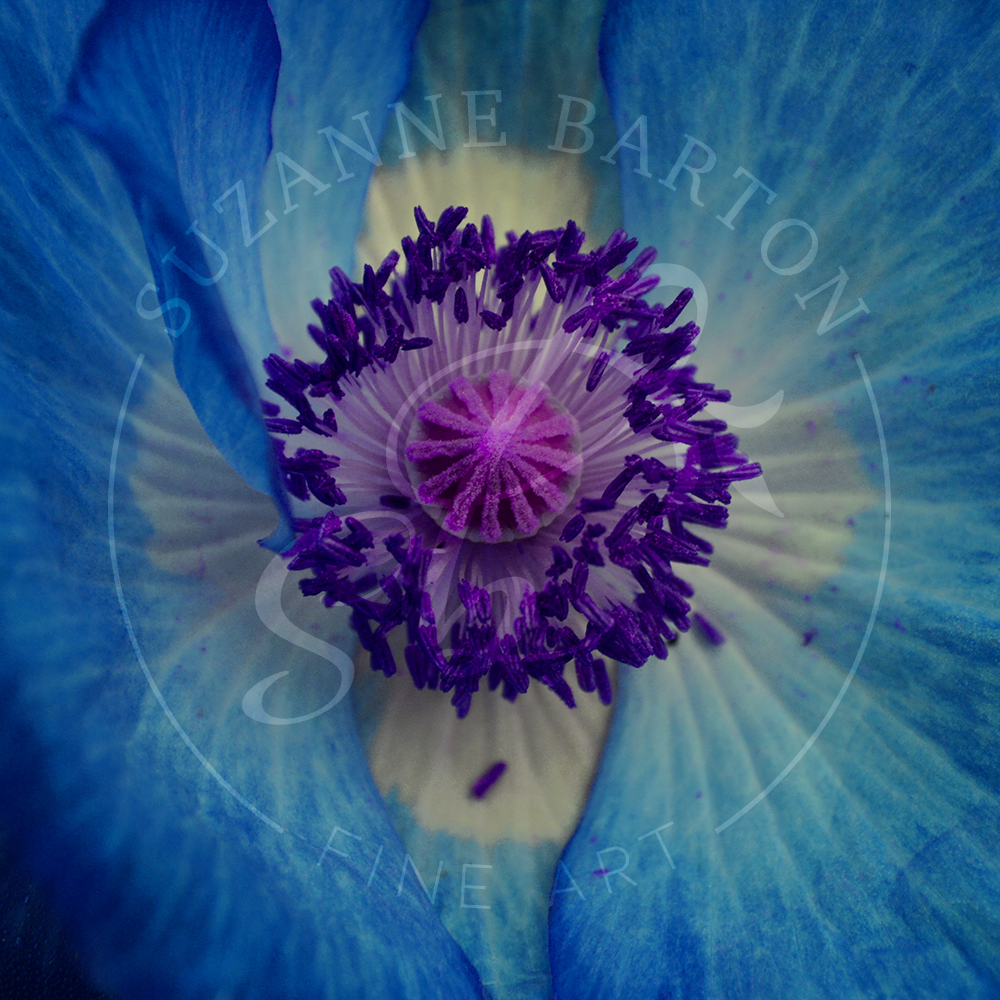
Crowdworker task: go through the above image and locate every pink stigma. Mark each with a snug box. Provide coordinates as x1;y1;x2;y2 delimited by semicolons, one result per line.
405;371;582;543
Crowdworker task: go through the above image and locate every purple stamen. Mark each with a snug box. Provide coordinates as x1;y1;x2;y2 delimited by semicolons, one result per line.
260;205;760;716
470;760;508;799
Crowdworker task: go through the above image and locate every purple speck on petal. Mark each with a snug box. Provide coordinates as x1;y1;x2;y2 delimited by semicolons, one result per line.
744;270;753;281
893;619;907;632
592;869;609;878
802;630;816;646
696;791;702;799
803;594;812;602
846;517;855;527
470;760;507;799
694;612;725;645
716;292;726;302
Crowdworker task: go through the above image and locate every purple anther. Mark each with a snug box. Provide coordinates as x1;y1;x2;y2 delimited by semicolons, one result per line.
470;761;507;799
694;612;725;646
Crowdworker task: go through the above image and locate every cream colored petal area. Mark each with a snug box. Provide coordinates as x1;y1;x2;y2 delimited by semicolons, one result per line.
356;147;595;275
128;364;280;585
125;368;360;732
354;644;616;848
127;366;364;718
702;393;879;597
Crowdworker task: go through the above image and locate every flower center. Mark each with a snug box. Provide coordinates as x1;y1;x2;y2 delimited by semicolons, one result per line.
405;371;582;543
262;205;763;717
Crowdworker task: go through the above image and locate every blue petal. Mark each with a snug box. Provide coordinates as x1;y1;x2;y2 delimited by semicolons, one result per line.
597;0;1000;403
0;350;484;997
1;2;482;995
259;0;430;347
62;0;293;549
551;617;1000;998
549;3;1000;996
380;794;562;1000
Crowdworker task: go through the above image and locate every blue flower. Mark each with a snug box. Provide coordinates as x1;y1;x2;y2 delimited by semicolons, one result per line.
2;1;998;999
